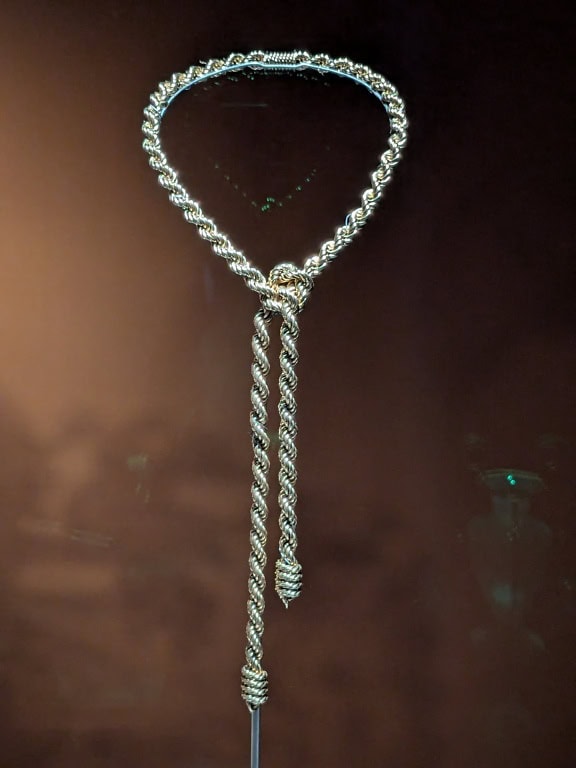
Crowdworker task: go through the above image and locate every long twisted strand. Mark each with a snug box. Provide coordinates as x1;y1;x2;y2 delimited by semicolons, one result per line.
142;50;408;718
241;308;272;709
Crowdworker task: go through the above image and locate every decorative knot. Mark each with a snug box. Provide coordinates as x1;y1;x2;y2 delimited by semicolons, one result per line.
261;262;313;314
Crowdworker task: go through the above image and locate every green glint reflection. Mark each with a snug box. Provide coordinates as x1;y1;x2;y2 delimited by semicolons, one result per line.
216;171;318;213
492;582;514;608
127;453;149;471
199;71;330;214
507;473;517;486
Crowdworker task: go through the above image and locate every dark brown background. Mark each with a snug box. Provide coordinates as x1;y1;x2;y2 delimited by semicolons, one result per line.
0;1;575;766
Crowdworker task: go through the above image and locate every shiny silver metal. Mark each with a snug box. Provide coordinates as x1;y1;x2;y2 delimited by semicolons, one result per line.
142;50;408;298
142;50;408;760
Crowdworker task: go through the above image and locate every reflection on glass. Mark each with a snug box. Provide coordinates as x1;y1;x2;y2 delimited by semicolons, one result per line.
467;467;552;763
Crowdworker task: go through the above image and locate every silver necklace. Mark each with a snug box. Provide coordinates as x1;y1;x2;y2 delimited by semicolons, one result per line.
142;49;408;767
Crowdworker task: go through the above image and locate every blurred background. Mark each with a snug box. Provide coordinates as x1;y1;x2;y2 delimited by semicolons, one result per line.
0;1;574;766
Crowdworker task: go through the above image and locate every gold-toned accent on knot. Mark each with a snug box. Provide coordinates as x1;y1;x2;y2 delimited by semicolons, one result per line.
265;262;314;313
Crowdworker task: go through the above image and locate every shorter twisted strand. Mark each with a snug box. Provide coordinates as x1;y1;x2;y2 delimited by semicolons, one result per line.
275;296;303;606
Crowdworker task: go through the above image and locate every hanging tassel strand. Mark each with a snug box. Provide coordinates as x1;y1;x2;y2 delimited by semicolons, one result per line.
262;263;312;606
241;308;272;710
275;293;304;606
242;264;313;710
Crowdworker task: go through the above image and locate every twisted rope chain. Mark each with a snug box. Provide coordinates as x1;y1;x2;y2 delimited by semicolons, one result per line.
242;308;272;707
142;50;408;711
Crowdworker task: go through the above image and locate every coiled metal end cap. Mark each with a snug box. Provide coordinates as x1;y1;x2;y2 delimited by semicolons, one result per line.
275;558;303;607
241;665;269;710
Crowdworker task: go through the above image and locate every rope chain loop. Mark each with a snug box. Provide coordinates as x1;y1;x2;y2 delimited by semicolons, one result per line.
142;49;408;711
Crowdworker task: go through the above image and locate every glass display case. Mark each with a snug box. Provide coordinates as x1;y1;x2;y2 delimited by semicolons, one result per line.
0;2;574;766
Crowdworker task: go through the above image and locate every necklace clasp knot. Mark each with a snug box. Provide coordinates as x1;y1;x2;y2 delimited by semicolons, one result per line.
263;262;313;314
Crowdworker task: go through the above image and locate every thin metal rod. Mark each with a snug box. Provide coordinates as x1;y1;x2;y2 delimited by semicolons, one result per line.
250;708;261;768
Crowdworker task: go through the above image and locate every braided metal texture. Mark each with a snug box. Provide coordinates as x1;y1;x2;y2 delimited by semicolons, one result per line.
275;297;303;607
141;51;408;712
242;308;272;710
141;49;408;298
